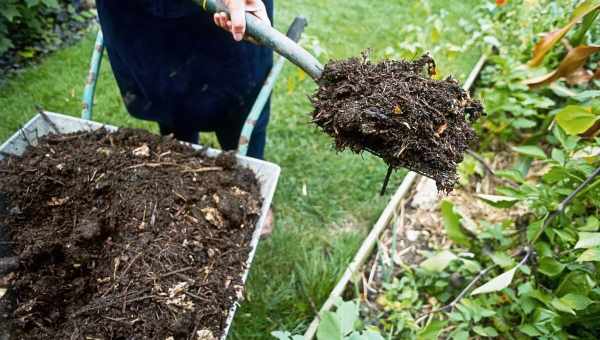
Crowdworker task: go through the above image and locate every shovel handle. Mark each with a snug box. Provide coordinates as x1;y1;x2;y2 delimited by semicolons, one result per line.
199;0;323;80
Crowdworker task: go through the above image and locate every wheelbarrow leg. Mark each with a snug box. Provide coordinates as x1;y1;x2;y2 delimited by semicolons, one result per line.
237;17;308;156
81;30;105;120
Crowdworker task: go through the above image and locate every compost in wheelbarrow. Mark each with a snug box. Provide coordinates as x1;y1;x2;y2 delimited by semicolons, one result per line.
0;124;269;339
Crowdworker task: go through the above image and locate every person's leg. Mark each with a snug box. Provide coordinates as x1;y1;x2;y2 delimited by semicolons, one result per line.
158;124;199;144
245;99;270;159
214;98;271;159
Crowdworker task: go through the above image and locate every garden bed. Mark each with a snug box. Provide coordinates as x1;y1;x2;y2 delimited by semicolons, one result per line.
0;113;280;340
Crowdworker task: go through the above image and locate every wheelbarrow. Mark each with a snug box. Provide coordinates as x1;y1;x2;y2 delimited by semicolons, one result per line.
0;13;309;340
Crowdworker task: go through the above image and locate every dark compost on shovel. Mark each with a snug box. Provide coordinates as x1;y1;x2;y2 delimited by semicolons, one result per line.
311;54;484;192
0;129;262;339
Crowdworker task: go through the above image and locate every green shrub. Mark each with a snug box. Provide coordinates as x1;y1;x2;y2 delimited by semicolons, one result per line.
0;0;89;57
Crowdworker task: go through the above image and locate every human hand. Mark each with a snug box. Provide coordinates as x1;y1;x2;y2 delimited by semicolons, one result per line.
213;0;271;42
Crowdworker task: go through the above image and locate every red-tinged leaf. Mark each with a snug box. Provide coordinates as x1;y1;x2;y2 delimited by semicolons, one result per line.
525;45;600;87
496;0;507;6
528;1;600;67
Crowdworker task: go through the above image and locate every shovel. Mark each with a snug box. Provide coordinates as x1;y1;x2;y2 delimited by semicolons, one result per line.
198;0;324;80
199;0;400;194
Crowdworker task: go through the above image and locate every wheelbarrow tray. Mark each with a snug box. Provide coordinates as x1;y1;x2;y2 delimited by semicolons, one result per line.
0;112;281;340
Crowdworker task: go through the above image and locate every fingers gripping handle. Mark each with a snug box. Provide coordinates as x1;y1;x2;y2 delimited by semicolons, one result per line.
200;0;323;80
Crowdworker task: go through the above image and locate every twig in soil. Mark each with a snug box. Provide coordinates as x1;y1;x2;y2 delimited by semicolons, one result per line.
181;166;222;173
184;291;211;302
125;162;181;170
535;165;600;243
120;252;143;278
466;149;495;177
160;266;194;277
37;107;60;134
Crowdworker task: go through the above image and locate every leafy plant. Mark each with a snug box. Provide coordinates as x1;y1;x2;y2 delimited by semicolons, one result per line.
272;299;384;340
0;0;91;60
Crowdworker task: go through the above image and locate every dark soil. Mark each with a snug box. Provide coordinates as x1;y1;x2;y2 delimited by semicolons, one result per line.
311;53;484;192
0;129;262;339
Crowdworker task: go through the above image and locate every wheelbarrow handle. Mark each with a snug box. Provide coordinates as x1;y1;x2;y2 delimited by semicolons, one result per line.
199;0;323;80
285;16;308;43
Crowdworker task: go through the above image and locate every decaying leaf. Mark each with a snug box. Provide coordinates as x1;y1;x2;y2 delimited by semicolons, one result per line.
201;207;225;227
525;45;600;87
196;330;216;340
527;1;600;67
566;68;594;85
47;197;69;206
132;143;150;157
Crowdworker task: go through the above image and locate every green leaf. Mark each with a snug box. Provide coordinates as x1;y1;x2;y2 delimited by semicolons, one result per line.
533;307;559;324
1;4;20;21
543;166;568;183
473;325;498;337
519;324;542;337
337;300;358;335
551;298;576;315
556;105;599;135
575;232;600;248
580;216;600;231
440;200;471;246
362;330;385;340
576;247;600;262
417;320;447;340
317;311;343;340
512;145;547;159
551;148;566;165
554;228;576;243
573;90;600;102
527;218;546;243
42;0;59;8
496;169;525;183
556;272;595;296
471;267;517;295
538;257;566;277
490;251;515;269
420;250;458;272
560;293;593;311
512;118;537;128
25;0;40;7
450;330;469;340
271;331;292;340
571;7;600;45
475;194;520;208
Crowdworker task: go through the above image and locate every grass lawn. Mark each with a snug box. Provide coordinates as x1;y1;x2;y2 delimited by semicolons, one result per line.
0;0;480;338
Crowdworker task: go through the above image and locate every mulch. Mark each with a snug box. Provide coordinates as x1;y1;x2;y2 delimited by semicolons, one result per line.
0;128;262;339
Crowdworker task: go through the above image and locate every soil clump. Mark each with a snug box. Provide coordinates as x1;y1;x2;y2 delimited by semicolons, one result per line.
311;53;484;192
